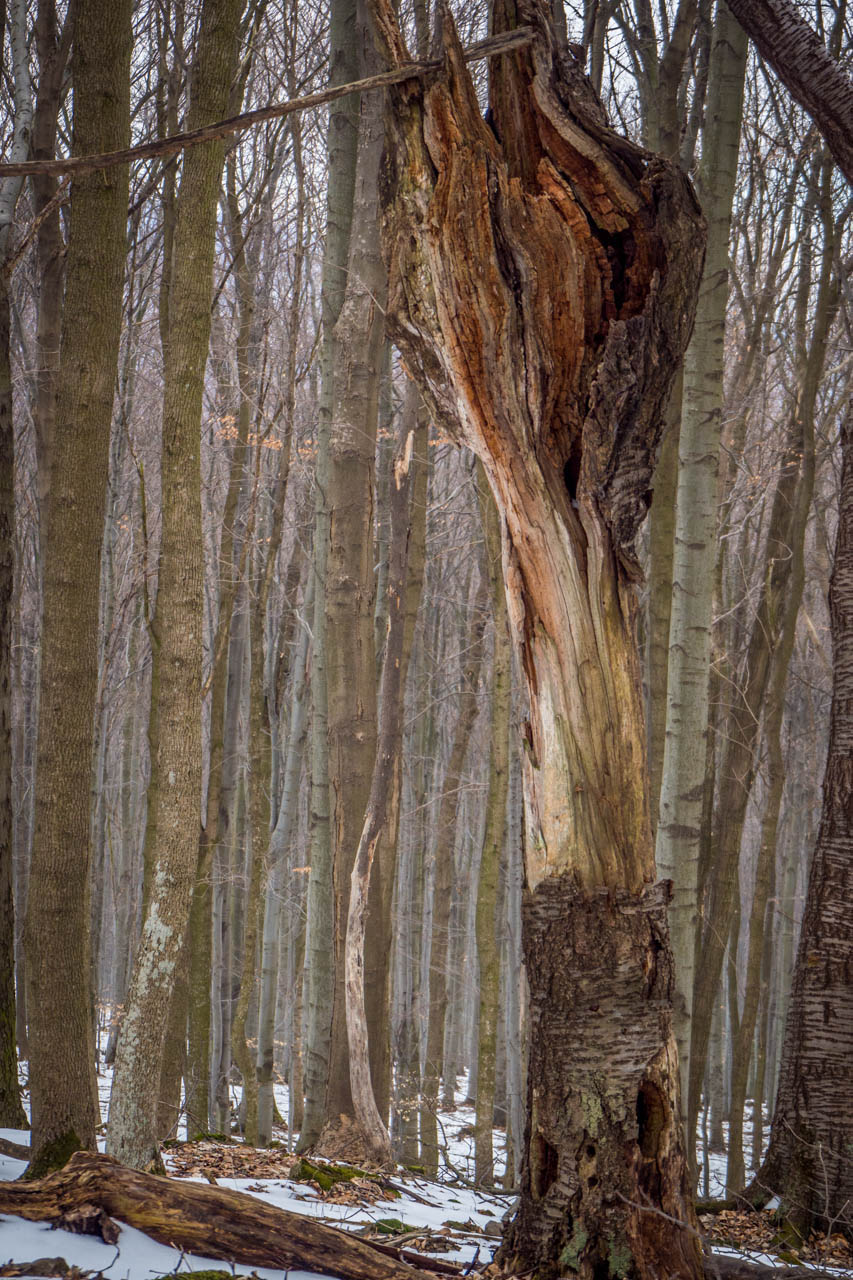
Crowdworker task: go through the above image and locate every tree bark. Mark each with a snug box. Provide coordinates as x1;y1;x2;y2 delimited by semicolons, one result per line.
654;2;747;1148
321;15;387;1154
421;564;488;1175
0;0;32;1131
24;0;131;1176
751;403;853;1239
344;416;417;1166
299;0;360;1154
474;473;511;1184
723;0;853;189
106;0;245;1171
367;1;705;1273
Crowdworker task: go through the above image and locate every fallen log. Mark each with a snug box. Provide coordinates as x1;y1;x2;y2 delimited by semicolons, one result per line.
0;1151;431;1280
705;1255;843;1280
0;1152;838;1280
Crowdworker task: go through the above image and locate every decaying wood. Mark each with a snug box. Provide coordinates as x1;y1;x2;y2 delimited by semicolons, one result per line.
366;0;706;1275
0;1152;432;1280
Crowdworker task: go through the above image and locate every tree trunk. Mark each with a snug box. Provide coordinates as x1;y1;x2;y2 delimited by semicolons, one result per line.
474;474;511;1184
0;0;32;1132
421;565;488;1175
723;0;853;188
654;3;748;1148
367;2;705;1273
257;572;313;1146
751;404;853;1238
299;0;360;1154
24;0;131;1176
688;158;840;1153
345;415;417;1165
320;1;387;1159
0;273;26;1131
106;0;244;1171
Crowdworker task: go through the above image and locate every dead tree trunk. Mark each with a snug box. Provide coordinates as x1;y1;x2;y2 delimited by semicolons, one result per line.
367;1;705;1275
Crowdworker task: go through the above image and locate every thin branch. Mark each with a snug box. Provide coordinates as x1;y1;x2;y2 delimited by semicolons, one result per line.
0;27;535;179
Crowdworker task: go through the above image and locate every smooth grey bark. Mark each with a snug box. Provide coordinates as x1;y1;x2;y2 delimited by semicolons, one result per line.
257;573;313;1146
107;0;245;1170
344;414;417;1166
321;12;386;1154
299;0;360;1153
0;0;32;1131
654;1;748;1145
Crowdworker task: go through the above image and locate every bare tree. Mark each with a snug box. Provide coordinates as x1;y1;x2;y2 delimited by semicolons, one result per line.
725;0;853;188
24;0;132;1176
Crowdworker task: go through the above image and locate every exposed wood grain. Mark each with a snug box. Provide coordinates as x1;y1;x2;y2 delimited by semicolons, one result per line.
0;1152;430;1280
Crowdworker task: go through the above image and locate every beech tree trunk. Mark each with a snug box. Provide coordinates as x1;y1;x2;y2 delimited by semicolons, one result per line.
300;0;360;1153
367;2;705;1274
752;405;853;1239
24;0;131;1176
419;559;488;1170
321;16;386;1154
344;416;417;1166
0;0;31;1131
654;4;747;1147
106;0;244;1170
474;474;511;1184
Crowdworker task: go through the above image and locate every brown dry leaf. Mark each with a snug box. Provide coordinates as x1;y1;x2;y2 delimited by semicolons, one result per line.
700;1207;853;1271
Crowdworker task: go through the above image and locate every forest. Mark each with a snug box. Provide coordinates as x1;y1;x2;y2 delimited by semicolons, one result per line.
0;0;850;1279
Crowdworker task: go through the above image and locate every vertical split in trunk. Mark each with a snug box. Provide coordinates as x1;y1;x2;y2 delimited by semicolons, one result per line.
367;0;705;1272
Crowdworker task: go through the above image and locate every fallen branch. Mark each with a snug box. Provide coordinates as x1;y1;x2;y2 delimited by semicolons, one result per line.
706;1255;843;1280
0;1151;434;1280
0;28;534;180
0;1136;31;1161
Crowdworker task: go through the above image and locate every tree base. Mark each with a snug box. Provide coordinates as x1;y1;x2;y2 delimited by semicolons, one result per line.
315;1113;392;1168
498;877;701;1280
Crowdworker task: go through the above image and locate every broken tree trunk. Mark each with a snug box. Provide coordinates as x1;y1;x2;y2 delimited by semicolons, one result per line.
366;0;705;1276
0;1152;426;1280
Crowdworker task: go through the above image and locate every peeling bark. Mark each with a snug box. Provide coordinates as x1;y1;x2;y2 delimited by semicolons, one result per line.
366;1;705;1274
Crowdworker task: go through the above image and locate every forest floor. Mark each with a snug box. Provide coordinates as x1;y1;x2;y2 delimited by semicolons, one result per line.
0;1068;851;1278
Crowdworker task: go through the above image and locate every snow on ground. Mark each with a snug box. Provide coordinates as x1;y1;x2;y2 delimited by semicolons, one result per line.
0;1209;330;1280
2;1069;849;1278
